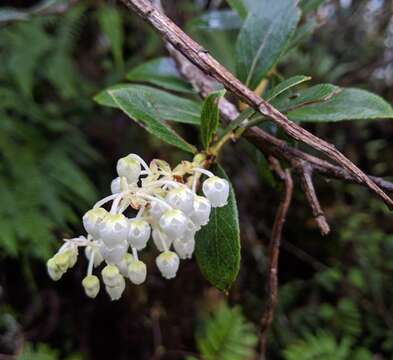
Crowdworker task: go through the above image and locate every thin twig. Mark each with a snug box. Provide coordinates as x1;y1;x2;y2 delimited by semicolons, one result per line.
297;162;330;235
259;158;293;357
120;0;393;209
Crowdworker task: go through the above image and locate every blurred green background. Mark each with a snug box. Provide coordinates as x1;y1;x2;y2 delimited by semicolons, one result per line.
0;0;393;359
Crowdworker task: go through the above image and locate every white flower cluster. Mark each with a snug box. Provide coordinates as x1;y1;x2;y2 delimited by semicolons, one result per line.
47;154;229;300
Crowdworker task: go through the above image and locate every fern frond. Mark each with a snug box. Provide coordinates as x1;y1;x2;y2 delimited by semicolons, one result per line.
195;303;258;360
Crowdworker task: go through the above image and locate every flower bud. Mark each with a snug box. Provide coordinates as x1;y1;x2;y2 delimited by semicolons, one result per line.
173;237;195;260
165;187;194;214
105;275;125;301
99;241;128;264
149;200;167;221
47;258;63;281
85;244;104;267
159;209;188;238
202;176;229;207
67;246;78;268
111;176;129;194
111;177;121;194
83;207;108;238
116;154;141;183
101;264;121;287
97;213;129;248
190;195;211;227
128;259;147;285
128;219;151;250
82;275;100;298
156;251;180;279
53;251;71;272
152;227;173;252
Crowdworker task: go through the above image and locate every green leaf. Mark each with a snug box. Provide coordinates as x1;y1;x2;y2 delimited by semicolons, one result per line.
265;75;311;101
126;57;193;93
226;0;247;19
195;165;240;291
288;88;393;122
200;90;226;149
107;86;197;153
94;84;201;125
97;5;124;70
190;10;242;31
272;83;339;112
235;0;300;89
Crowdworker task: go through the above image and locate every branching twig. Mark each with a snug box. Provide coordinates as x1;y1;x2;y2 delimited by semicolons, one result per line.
297;162;330;235
259;157;293;356
120;0;393;209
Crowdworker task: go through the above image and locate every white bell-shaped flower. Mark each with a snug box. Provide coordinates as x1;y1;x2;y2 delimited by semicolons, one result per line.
149;200;167;221
82;275;100;298
190;195;211;227
159;209;188;238
156;251;180;279
83;207;108;238
127;219;151;250
165;187;194;214
173;237;195;259
128;258;147;285
47;258;63;281
116;154;141;183
152;227;173;252
105;275;125;301
85;243;104;267
97;213;129;248
202;176;229;207
99;241;128;264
